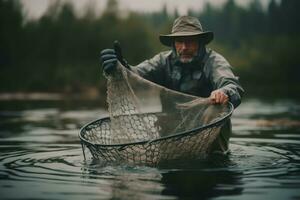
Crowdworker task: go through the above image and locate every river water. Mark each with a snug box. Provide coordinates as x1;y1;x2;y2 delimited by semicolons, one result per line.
0;97;299;200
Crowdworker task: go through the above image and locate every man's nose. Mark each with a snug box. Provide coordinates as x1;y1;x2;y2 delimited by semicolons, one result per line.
182;42;188;49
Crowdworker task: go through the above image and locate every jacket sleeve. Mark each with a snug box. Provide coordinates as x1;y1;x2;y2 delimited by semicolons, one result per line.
205;51;244;108
130;52;170;85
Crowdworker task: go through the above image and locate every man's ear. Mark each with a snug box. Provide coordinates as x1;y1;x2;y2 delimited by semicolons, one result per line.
171;42;178;57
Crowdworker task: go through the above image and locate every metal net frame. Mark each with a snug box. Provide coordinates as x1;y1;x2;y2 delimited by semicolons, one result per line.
79;63;234;166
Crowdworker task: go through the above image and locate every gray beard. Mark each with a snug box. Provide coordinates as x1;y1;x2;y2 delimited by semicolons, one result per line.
179;57;194;64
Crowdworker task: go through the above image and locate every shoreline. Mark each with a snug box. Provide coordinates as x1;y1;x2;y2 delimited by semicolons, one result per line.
0;91;104;101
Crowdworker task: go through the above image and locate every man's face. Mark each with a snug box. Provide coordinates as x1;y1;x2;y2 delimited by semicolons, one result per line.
174;36;199;63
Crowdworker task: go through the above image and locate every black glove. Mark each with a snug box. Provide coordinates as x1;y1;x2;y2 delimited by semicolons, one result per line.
100;41;129;75
100;48;117;74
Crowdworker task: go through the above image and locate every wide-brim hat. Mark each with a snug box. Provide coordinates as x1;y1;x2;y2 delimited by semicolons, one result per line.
159;16;214;46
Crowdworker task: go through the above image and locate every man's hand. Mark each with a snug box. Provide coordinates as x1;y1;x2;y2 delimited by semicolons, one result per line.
210;89;229;104
100;49;118;75
100;41;129;75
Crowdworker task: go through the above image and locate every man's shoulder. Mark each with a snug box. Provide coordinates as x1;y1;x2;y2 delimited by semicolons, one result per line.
155;50;172;59
149;50;172;65
206;49;230;65
207;49;226;60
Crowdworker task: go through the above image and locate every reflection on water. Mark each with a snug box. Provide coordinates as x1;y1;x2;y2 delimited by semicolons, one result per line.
0;98;300;200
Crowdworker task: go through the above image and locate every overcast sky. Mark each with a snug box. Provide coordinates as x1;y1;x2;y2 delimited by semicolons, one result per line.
20;0;272;19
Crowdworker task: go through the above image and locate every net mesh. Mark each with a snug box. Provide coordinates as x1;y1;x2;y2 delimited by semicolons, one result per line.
79;63;233;166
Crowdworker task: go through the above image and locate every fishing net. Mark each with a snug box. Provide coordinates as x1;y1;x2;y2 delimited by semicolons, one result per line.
79;62;233;166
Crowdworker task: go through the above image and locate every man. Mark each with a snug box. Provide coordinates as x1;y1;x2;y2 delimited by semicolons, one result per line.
100;16;244;153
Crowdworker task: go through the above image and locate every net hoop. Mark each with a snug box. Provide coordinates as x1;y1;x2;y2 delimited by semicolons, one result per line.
79;62;235;165
79;102;233;148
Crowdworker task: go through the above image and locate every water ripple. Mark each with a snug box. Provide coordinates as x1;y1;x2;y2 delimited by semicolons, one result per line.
1;98;300;200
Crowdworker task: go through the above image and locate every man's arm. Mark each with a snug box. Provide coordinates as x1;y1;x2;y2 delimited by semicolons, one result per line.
205;50;244;108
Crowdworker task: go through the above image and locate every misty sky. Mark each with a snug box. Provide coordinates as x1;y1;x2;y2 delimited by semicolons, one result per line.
21;0;272;19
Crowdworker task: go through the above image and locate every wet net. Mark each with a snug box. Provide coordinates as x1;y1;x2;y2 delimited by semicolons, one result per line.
79;62;233;166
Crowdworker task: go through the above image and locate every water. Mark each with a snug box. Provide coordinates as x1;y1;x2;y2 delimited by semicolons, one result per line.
0;98;300;200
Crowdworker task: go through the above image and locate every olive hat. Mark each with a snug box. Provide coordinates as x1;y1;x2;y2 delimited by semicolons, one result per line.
159;16;214;46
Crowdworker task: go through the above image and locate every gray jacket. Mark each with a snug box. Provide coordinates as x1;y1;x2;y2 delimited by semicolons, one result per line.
131;48;244;108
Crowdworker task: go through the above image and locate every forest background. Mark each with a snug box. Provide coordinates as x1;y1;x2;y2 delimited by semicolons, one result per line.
1;0;299;100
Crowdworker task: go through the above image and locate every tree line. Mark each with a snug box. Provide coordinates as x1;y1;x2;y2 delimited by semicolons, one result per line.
0;0;299;97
